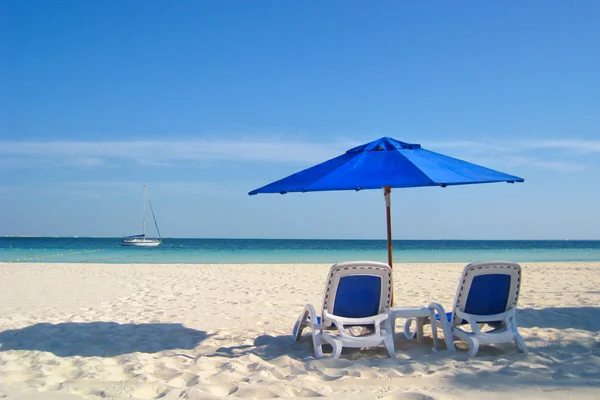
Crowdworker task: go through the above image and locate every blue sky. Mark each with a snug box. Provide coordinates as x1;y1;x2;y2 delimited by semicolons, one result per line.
1;1;599;239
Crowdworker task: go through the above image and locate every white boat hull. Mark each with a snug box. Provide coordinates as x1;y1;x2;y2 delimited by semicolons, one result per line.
122;239;162;247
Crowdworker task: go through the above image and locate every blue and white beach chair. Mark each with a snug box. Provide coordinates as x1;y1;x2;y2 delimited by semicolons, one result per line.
292;261;395;359
407;261;529;357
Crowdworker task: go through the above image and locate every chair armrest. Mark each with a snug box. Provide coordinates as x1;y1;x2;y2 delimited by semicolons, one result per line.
455;308;515;323
428;302;450;333
323;311;389;339
428;302;448;322
303;303;320;328
428;302;457;352
324;311;389;326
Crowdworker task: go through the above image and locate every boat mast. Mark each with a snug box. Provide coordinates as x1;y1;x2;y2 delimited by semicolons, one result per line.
142;185;147;238
148;195;161;240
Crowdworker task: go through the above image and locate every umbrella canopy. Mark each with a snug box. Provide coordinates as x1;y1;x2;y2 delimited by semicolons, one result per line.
249;137;523;267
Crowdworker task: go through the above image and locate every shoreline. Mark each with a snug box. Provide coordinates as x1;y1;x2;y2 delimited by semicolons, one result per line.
4;238;600;265
4;260;600;266
1;262;599;399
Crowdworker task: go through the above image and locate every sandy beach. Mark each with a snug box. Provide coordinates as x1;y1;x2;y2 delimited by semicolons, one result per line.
0;261;599;399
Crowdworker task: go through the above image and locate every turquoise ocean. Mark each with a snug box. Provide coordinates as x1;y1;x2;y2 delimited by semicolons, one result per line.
1;237;600;264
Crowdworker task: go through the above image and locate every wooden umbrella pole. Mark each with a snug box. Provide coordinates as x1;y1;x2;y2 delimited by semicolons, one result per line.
384;186;393;269
383;186;394;305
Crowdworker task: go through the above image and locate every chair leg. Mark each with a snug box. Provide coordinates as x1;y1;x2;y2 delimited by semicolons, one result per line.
386;314;396;339
514;332;529;355
292;310;310;341
441;325;456;351
320;334;342;359
313;332;325;359
293;304;317;341
430;318;439;351
509;316;529;355
466;336;480;357
292;319;304;341
330;339;342;359
416;317;425;344
403;318;417;340
384;334;396;358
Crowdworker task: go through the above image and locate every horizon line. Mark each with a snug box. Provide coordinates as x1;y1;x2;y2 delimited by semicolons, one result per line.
3;236;598;241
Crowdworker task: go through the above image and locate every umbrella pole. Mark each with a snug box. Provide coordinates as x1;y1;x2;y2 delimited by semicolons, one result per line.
384;186;394;305
383;186;393;268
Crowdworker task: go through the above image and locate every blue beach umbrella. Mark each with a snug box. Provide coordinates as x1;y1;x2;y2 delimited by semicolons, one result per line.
249;137;523;268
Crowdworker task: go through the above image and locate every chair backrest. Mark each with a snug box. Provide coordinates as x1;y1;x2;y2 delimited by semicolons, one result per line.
321;261;392;328
450;261;522;326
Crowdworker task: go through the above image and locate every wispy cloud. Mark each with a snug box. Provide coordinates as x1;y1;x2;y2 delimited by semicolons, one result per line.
0;137;597;172
429;138;600;154
484;155;589;173
521;139;600;153
0;139;351;167
426;140;512;153
427;138;599;172
0;181;234;199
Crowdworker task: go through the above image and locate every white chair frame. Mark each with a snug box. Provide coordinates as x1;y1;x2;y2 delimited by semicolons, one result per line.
292;261;395;359
407;261;529;357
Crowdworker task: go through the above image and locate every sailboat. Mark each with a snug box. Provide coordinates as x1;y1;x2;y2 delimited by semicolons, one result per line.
122;185;162;247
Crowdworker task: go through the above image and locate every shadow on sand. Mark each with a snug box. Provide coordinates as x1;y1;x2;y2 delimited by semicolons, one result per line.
209;306;600;365
518;307;600;331
208;334;313;362
208;332;437;363
0;322;211;357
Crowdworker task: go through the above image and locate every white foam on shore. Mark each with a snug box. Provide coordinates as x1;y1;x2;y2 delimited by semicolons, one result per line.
1;262;599;399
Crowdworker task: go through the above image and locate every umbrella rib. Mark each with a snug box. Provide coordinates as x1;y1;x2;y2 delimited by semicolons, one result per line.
402;149;523;186
396;149;439;187
305;149;439;191
302;154;361;192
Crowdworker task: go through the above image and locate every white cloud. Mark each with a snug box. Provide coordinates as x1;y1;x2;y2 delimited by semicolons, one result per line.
429;138;600;154
0;136;597;172
521;139;600;153
0;139;350;167
427;138;599;172
426;140;512;153
67;180;230;196
0;181;234;200
490;156;589;172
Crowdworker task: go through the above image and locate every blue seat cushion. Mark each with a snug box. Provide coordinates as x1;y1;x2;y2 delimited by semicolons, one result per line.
333;275;381;318
441;274;511;326
464;274;511;316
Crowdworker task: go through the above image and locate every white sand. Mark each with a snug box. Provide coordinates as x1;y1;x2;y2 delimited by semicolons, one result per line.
0;262;599;399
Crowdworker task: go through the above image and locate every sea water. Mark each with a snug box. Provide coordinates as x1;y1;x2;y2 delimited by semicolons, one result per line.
2;237;600;264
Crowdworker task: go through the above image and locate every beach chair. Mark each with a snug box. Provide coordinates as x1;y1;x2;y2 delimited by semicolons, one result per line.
406;261;529;357
292;261;395;359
